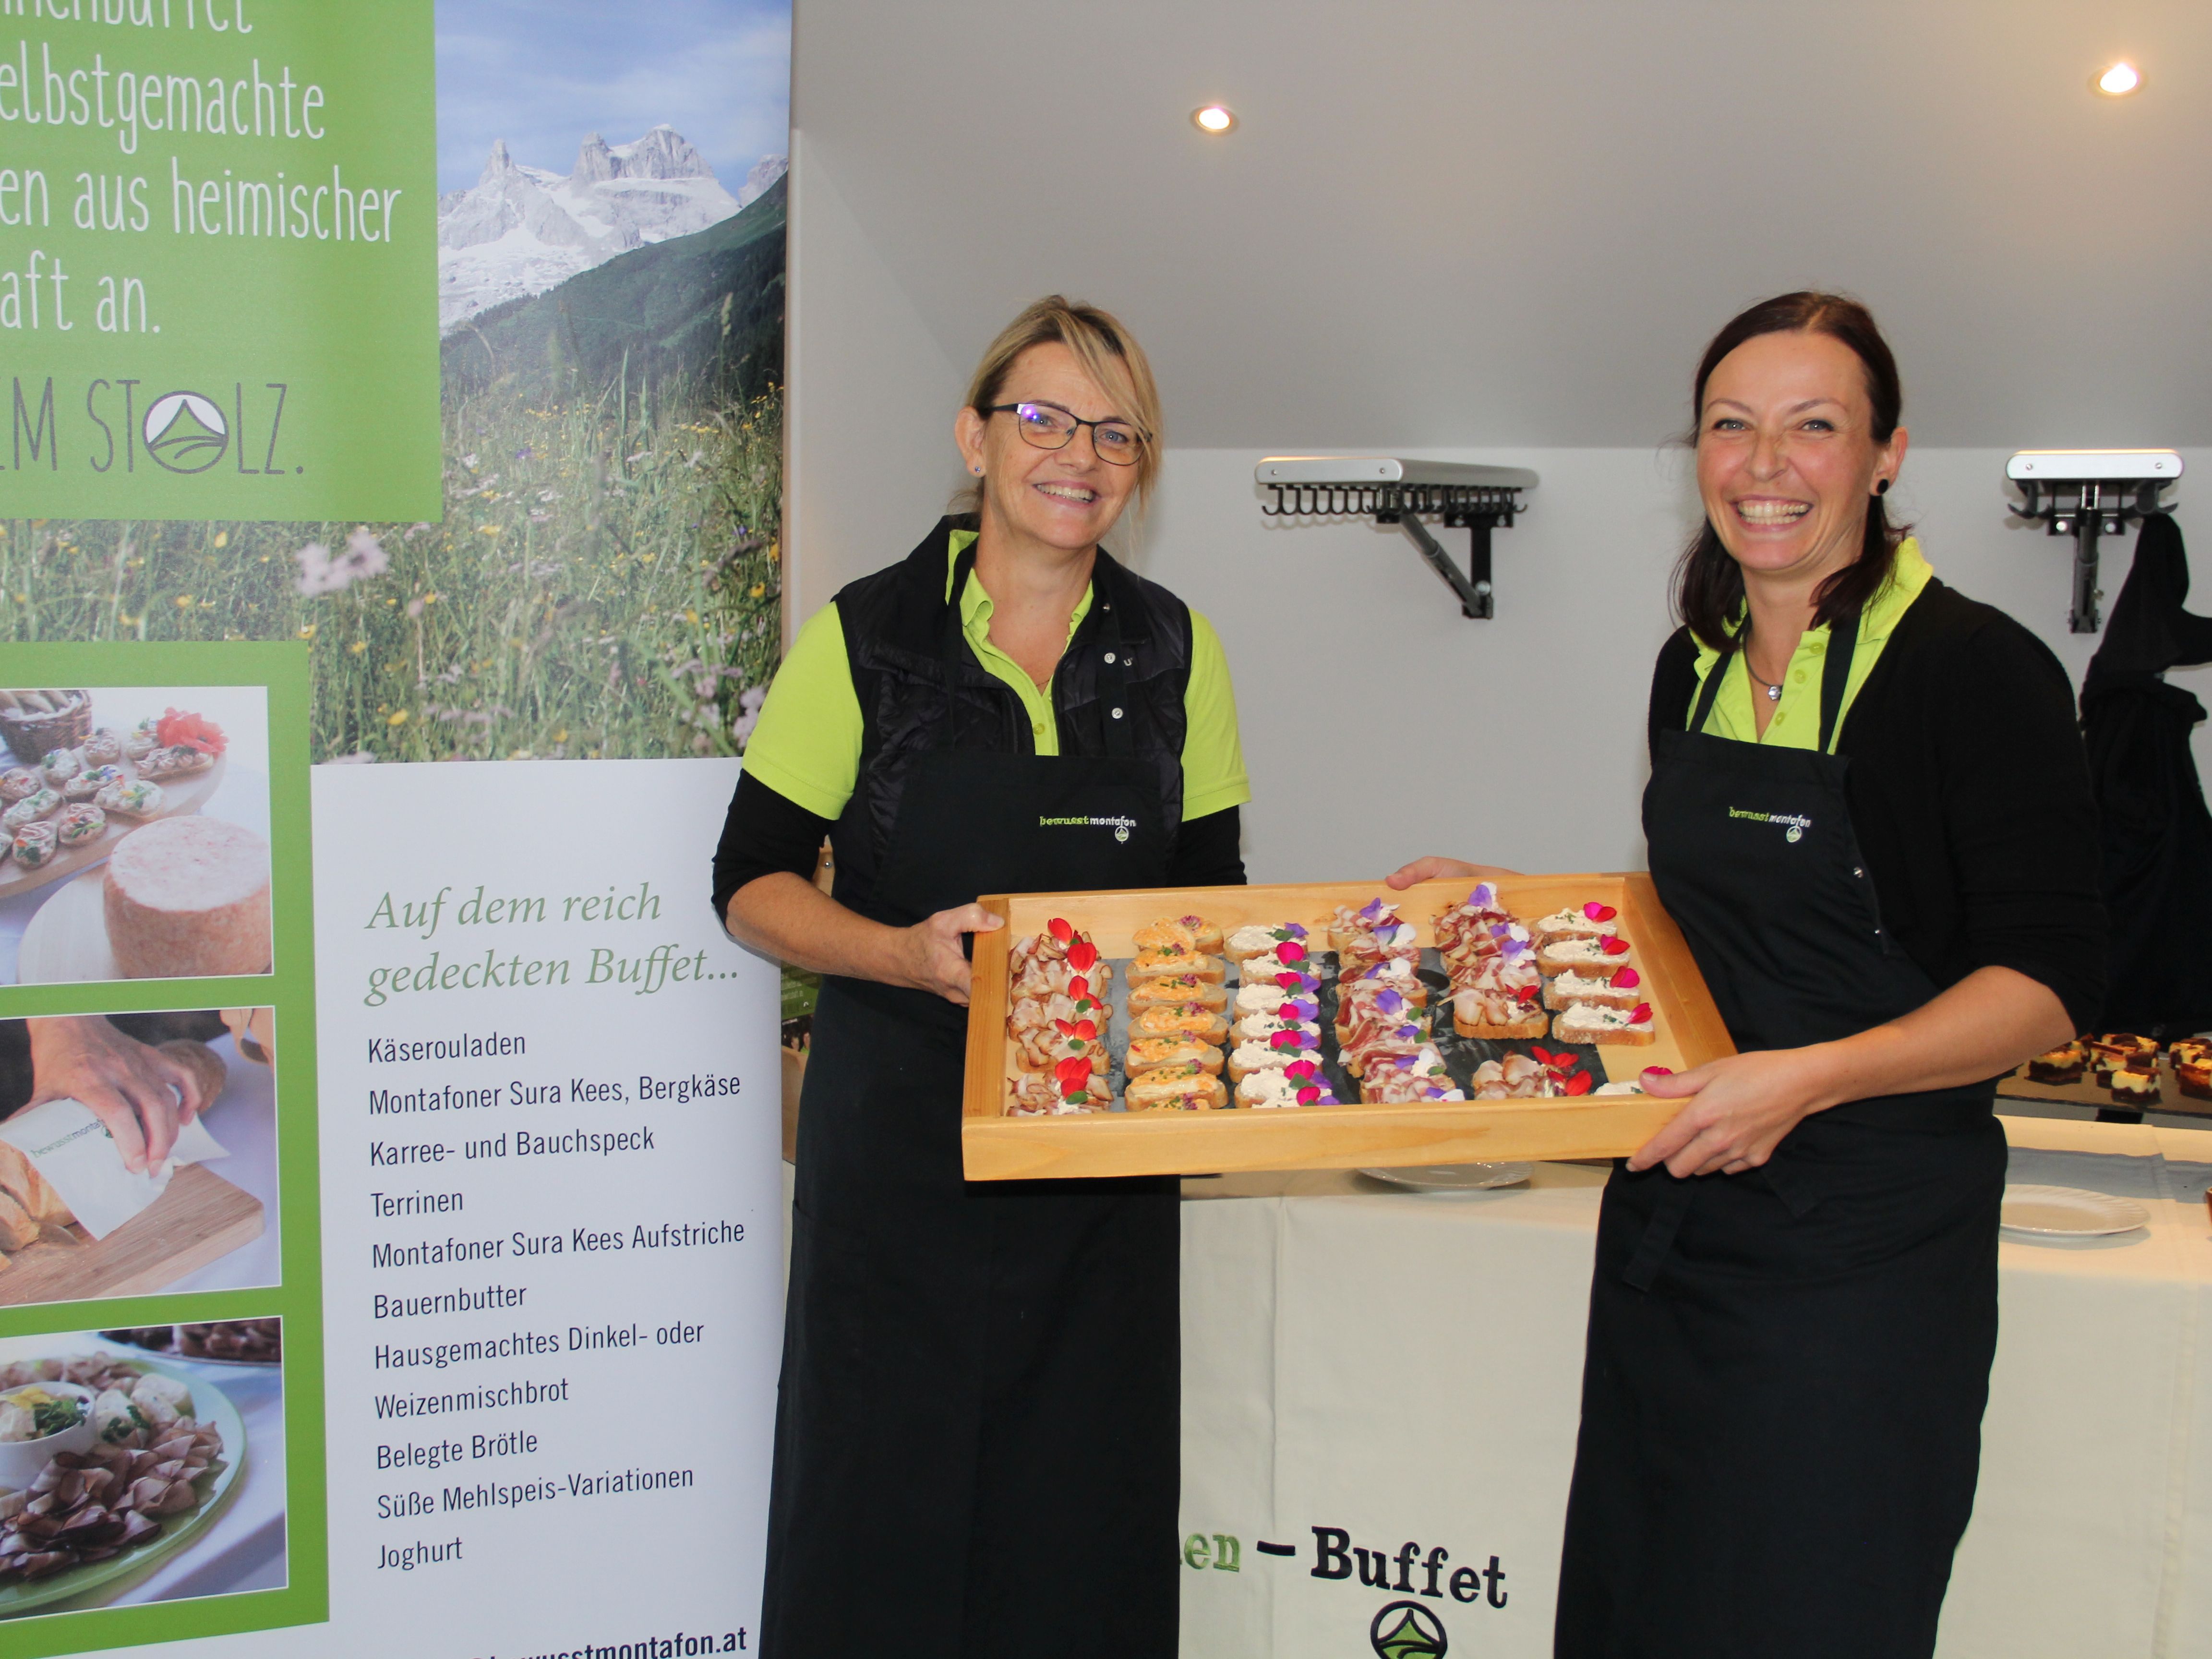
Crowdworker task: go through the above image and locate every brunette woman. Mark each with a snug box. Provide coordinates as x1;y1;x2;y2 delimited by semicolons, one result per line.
1393;292;2105;1659
716;296;1248;1658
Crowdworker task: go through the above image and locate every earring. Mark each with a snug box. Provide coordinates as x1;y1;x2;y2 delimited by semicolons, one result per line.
1875;479;1890;496
973;466;982;476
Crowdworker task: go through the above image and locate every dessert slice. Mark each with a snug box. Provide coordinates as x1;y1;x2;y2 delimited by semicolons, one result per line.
2025;1041;2087;1085
2108;1067;2161;1109
2177;1059;2211;1102
1552;1000;1656;1047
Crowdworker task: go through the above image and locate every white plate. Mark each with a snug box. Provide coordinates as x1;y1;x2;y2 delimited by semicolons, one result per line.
2000;1184;2150;1237
1361;1162;1533;1192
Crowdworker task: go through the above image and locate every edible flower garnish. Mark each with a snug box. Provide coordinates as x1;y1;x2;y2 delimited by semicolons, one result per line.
1515;985;1539;1006
1628;1003;1653;1024
1054;1057;1092;1090
1067;975;1090;1001
1599;936;1630;956
157;708;227;755
1374;989;1404;1016
1281;923;1308;940
1284;998;1319;1021
1277;940;1308;964
1563;1072;1595;1096
1469;882;1496;907
1067;939;1099;971
1583;902;1618;923
1048;916;1074;943
1285;1059;1319;1082
1358;898;1385;922
1613;968;1641;990
1297;1086;1324;1106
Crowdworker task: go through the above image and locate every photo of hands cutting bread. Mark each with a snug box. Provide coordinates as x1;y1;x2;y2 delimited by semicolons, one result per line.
0;1010;277;1308
0;685;273;988
0;1324;282;1617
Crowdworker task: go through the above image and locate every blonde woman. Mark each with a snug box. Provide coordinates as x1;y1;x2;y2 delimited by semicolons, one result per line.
718;296;1248;1657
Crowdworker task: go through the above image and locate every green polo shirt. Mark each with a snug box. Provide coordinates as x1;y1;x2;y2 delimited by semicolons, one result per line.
745;530;1251;823
1687;538;1935;752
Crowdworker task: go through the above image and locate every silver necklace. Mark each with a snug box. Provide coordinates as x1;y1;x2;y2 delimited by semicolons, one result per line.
1740;635;1784;701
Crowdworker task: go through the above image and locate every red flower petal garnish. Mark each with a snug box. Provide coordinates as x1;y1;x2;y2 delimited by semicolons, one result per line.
1074;1019;1097;1040
1613;968;1641;990
1297;1086;1321;1105
1275;972;1303;990
1279;941;1307;963
1285;1059;1316;1082
1564;1071;1595;1096
1629;1003;1653;1024
1055;1056;1091;1086
1583;902;1617;923
1271;1030;1299;1049
1048;917;1074;943
1053;1018;1075;1036
1601;936;1630;955
1515;985;1539;1005
156;708;227;756
1067;940;1099;971
1069;977;1092;1003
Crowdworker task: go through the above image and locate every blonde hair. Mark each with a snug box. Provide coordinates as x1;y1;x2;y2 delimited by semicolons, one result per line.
958;295;1163;517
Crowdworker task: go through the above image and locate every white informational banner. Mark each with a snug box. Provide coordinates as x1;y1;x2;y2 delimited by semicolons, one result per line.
93;757;783;1659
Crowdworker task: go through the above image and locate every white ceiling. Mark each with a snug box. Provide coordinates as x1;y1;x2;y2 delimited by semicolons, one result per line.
793;0;2212;449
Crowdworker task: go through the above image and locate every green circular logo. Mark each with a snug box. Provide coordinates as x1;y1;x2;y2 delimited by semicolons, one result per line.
1370;1599;1447;1659
143;391;229;474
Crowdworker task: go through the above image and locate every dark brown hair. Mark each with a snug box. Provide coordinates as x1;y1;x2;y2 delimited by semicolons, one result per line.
1674;290;1909;651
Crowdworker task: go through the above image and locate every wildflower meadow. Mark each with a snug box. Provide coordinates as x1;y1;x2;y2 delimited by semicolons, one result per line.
0;378;783;763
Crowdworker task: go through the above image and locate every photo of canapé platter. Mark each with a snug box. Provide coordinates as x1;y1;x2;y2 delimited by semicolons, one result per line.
962;874;1734;1181
0;1352;247;1617
0;688;273;987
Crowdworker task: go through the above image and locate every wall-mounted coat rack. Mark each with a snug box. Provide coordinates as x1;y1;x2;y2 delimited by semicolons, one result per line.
2008;449;2184;633
1256;457;1538;619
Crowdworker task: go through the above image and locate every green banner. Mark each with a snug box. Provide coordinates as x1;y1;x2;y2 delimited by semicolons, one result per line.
0;0;438;519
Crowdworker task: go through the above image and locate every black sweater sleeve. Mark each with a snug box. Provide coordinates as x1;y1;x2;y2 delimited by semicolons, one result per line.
710;771;832;922
1916;614;2108;1030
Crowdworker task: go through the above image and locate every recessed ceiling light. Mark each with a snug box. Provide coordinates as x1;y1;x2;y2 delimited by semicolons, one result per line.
2094;60;2142;96
1192;105;1237;134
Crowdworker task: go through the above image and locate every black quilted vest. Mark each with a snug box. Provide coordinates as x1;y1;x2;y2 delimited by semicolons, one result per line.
829;517;1193;921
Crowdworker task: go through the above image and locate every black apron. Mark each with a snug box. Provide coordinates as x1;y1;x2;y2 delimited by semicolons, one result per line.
1555;608;2006;1659
762;551;1181;1659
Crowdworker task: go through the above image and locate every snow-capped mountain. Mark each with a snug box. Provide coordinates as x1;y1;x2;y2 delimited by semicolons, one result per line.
437;127;787;332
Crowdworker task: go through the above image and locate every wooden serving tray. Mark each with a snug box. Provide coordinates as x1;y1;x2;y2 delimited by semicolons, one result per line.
0;752;228;900
0;1164;264;1307
961;873;1734;1180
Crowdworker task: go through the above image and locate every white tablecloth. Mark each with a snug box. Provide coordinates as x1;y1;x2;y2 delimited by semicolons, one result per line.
1178;1118;2212;1659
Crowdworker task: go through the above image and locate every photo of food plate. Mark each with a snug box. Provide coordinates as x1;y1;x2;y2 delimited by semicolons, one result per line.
0;1326;283;1618
0;685;272;988
0;1010;279;1308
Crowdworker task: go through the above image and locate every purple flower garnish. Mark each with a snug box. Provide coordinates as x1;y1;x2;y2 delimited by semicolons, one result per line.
1283;923;1307;939
1286;998;1319;1020
1471;882;1496;907
1375;988;1405;1015
1359;898;1385;921
1395;1024;1419;1040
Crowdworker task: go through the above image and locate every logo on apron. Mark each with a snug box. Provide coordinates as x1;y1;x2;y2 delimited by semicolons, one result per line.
1039;813;1138;844
1727;806;1812;843
1370;1599;1448;1657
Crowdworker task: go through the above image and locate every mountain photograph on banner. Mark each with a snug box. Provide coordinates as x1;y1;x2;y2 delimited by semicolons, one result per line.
0;0;791;768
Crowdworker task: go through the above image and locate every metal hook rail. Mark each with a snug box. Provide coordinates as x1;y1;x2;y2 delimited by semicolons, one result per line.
1254;460;1539;620
2005;452;2184;633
